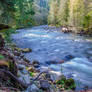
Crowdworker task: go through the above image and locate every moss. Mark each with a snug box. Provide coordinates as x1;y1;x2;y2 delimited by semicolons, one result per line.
56;75;76;90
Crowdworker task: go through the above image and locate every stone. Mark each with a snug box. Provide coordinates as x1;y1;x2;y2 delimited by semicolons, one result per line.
18;70;31;84
22;48;32;53
13;51;21;56
17;64;26;70
32;60;40;68
50;71;62;82
23;58;30;63
58;60;64;64
46;60;58;65
21;69;29;75
20;54;24;58
40;80;51;90
27;67;36;72
26;84;39;92
63;55;75;61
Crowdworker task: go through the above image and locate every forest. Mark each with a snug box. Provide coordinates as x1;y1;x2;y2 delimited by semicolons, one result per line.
48;0;92;34
0;0;92;92
0;0;49;28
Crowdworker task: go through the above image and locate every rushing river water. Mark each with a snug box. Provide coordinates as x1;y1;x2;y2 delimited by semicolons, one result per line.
12;25;92;90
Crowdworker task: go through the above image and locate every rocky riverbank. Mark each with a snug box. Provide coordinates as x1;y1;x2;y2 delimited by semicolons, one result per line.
0;33;92;92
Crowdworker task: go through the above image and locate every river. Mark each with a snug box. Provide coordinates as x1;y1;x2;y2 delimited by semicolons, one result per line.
12;25;92;90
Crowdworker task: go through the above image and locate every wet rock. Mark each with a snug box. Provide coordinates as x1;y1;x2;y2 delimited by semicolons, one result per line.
20;54;24;58
26;84;39;92
21;69;29;75
40;80;51;90
32;60;40;68
46;60;58;65
18;70;31;84
27;67;36;72
62;27;72;33
13;51;21;56
23;58;30;63
49;71;62;82
58;60;64;64
17;64;25;70
46;60;65;65
64;55;75;61
22;48;32;53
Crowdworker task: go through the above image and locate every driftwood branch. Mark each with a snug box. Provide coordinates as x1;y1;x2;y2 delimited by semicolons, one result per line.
28;71;48;86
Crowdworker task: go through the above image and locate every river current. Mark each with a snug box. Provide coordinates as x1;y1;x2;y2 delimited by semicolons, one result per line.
12;25;92;90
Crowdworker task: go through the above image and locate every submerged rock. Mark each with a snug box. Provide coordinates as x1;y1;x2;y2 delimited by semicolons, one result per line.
63;55;75;61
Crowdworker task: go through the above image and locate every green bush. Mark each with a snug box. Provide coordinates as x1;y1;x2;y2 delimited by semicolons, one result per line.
56;75;76;90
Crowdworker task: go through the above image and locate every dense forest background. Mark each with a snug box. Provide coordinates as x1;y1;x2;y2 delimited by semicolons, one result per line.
48;0;92;33
0;0;92;33
0;0;49;28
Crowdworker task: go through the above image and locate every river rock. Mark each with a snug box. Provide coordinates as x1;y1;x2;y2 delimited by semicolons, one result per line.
13;50;21;56
23;58;30;63
18;70;31;84
46;60;58;65
63;55;75;61
40;80;51;90
22;48;32;53
17;64;26;70
32;60;40;68
27;67;36;72
21;69;29;75
26;84;39;92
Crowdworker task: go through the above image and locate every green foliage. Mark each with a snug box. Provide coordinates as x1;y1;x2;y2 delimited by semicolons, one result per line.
56;75;76;90
0;54;5;59
29;72;34;77
2;28;16;42
0;0;35;28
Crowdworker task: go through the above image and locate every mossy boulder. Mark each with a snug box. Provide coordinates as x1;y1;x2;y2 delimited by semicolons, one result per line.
22;48;32;53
